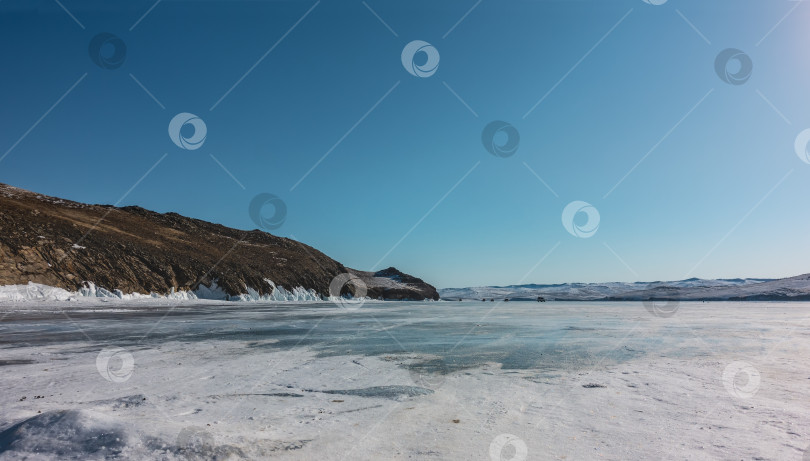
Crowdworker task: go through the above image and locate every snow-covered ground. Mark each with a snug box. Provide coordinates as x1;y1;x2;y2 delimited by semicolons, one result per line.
1;301;809;460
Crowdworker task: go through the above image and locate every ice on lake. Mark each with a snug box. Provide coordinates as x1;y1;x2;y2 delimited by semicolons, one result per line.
1;300;809;460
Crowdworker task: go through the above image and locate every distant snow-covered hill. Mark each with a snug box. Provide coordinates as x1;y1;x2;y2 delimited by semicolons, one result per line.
439;275;810;301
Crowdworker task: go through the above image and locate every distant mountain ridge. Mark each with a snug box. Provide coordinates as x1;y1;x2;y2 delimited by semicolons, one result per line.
440;275;810;301
0;184;439;301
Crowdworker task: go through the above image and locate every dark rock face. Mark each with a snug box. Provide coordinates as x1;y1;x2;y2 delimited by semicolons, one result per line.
0;184;439;300
347;267;440;301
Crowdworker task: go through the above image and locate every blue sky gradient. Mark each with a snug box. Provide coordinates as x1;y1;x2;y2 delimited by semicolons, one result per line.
1;0;809;288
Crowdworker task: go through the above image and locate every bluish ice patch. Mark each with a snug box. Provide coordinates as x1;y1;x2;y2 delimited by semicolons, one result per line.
0;301;734;373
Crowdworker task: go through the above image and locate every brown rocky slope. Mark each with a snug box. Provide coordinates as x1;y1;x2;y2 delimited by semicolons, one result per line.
0;184;439;301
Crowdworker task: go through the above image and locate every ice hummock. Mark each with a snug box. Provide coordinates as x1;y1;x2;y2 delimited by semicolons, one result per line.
0;279;324;304
0;410;128;458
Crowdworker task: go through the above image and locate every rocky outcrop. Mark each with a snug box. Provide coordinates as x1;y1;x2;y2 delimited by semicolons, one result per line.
348;267;441;301
0;184;439;301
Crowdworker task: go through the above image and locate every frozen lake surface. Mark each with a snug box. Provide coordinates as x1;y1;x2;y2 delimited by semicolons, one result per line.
1;301;809;460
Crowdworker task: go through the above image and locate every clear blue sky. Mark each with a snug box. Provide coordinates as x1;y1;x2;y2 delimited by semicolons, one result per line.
1;0;809;289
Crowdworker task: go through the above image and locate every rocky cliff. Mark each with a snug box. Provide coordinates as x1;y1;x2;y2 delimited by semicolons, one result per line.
0;184;439;301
